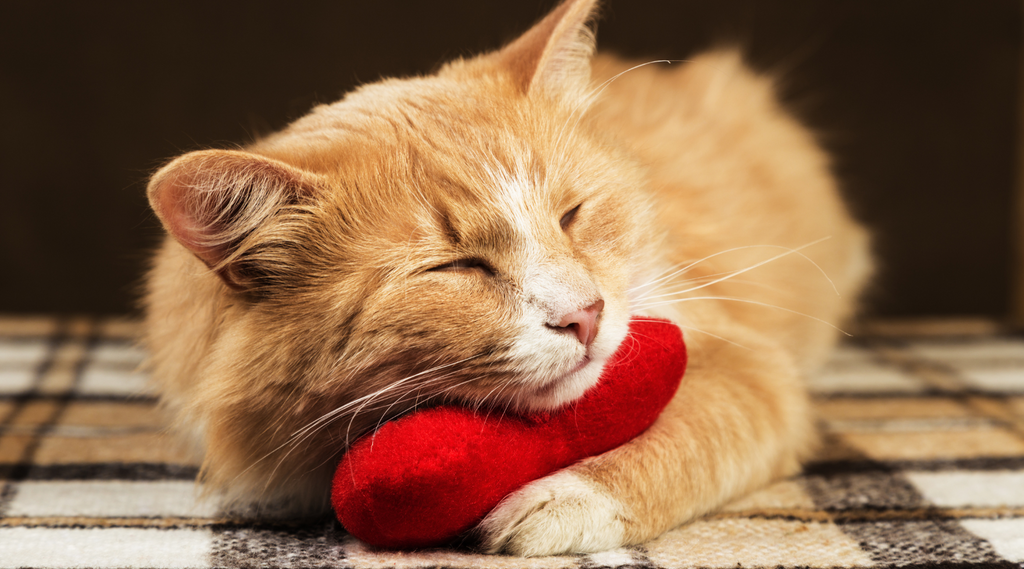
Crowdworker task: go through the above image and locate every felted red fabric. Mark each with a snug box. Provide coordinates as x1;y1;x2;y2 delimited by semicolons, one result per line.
331;317;687;549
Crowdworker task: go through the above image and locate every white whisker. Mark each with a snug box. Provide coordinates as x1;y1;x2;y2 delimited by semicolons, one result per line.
632;273;786;304
231;354;481;485
630;238;836;299
638;245;825;301
551;60;677;180
633;295;850;336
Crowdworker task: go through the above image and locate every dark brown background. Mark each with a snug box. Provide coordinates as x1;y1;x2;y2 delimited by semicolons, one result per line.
1;1;1020;317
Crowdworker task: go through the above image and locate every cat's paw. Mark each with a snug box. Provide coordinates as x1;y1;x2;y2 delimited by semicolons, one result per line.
477;469;626;556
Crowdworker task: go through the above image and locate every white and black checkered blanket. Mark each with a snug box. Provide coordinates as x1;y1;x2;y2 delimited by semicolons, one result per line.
1;316;1022;568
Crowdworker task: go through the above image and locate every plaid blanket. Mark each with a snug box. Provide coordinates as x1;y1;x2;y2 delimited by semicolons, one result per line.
1;315;1022;569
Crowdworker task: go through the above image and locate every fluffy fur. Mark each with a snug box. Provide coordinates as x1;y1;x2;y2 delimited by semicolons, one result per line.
144;0;871;555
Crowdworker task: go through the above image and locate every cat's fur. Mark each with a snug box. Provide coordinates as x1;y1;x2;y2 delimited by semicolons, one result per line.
144;0;870;556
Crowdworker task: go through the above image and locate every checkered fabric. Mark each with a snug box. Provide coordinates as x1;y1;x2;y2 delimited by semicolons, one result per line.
1;315;1022;569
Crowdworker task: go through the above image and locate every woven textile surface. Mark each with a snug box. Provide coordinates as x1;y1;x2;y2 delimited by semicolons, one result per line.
1;315;1022;569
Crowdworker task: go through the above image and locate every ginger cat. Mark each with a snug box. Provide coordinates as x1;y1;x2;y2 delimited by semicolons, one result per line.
144;0;870;556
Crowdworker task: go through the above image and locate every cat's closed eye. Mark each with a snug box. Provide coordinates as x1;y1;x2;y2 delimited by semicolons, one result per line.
428;258;497;276
559;204;581;231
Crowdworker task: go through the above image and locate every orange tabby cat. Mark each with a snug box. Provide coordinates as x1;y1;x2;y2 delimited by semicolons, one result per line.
144;0;870;556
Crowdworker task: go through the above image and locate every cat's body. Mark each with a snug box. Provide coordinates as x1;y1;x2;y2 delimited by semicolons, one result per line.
144;0;870;556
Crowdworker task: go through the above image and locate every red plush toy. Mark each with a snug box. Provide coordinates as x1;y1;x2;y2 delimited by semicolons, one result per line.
331;317;687;549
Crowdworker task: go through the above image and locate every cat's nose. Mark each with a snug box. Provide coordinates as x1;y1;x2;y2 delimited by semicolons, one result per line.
549;299;604;348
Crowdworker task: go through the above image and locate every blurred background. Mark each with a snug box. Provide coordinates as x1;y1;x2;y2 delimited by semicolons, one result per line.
1;0;1020;319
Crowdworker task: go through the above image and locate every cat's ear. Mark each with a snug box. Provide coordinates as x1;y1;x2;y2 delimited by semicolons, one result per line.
147;149;322;291
496;0;599;99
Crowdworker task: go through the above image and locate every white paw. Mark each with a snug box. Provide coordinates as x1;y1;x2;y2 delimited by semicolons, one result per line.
477;469;626;556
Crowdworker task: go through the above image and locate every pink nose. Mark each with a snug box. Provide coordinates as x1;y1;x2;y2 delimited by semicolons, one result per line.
550;299;604;348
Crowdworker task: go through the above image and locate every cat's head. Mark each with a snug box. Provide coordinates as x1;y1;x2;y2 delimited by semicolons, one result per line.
146;0;656;433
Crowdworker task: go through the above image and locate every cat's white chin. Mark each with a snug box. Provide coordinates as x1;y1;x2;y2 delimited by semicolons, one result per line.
520;354;609;412
510;310;632;412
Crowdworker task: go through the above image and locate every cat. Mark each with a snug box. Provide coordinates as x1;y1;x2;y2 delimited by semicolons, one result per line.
143;0;871;556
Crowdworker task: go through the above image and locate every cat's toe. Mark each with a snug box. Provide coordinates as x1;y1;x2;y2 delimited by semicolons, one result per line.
477;469;626;557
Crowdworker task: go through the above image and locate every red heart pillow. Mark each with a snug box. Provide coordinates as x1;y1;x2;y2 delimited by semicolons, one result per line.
332;317;687;548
